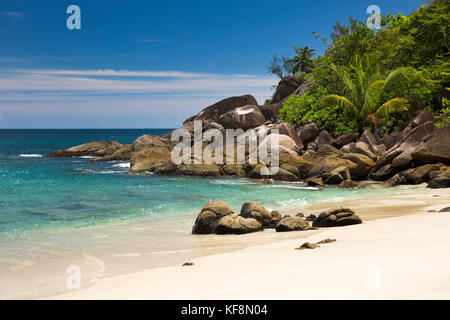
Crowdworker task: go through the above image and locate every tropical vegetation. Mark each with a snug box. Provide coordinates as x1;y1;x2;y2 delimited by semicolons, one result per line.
275;0;449;136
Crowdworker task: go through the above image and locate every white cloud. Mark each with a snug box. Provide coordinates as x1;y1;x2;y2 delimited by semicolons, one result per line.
137;39;167;43
2;11;27;19
0;68;278;127
1;69;277;95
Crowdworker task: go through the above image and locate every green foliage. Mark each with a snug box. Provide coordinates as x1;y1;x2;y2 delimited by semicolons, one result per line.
434;97;450;128
286;46;316;74
321;54;413;126
279;88;359;136
273;0;449;136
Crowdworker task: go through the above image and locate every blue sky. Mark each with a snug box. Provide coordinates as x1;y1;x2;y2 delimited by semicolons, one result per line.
0;0;425;128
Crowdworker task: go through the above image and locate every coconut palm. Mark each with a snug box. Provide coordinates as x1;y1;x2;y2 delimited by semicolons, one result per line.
287;46;316;74
322;54;411;127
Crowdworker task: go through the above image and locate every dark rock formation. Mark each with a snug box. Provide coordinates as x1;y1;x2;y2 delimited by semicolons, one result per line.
240;201;272;226
46;141;123;158
333;133;358;149
305;177;323;187
384;174;402;187
276;216;311;232
312;208;362;227
297;123;319;144
272;76;304;104
295;242;320;250
216;214;263;234
399;164;444;185
270;121;304;149
218;105;266;130
427;168;450;188
316;130;334;148
192;201;234;234
186;94;258;123
412;127;450;165
339;179;359;188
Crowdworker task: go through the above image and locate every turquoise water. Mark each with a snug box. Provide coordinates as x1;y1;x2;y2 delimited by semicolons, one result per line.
0;129;416;299
0;129;398;237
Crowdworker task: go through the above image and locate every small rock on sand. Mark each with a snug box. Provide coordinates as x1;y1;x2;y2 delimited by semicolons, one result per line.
316;238;336;244
182;262;194;266
295;242;320;250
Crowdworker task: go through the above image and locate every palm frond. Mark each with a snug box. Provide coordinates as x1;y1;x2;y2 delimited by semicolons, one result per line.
322;94;356;115
330;64;359;102
380;67;411;95
375;98;410;118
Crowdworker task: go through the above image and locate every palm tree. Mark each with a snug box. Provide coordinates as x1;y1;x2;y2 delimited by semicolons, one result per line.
287;46;316;74
322;54;411;128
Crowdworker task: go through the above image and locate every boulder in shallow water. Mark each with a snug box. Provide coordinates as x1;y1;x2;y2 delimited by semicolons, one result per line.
240;201;272;226
399;164;444;185
91;145;132;161
312;208;362;227
305;177;323;187
216;214;263;234
384;173;403;187
46;141;123;158
339;179;359;188
192;201;234;234
132;135;170;153
427;168;450;189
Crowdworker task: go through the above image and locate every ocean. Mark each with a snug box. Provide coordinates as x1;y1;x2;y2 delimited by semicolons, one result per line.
0;129;414;298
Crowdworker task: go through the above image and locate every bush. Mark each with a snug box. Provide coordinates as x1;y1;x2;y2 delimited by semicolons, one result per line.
279;87;359;137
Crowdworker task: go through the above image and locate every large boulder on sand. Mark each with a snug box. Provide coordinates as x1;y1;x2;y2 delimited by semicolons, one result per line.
412;127;450;165
216;214;263;234
399;163;445;185
192;201;234;234
275;216;311;232
240;201;272;226
187;94;259;123
427;168;450;188
312;208;362;227
271;76;304;104
218;105;266;130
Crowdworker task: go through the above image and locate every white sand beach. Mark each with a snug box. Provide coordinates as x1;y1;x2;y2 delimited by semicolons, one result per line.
51;188;450;300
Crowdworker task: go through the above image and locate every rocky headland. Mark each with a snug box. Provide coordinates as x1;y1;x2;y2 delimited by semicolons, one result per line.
47;75;450;190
